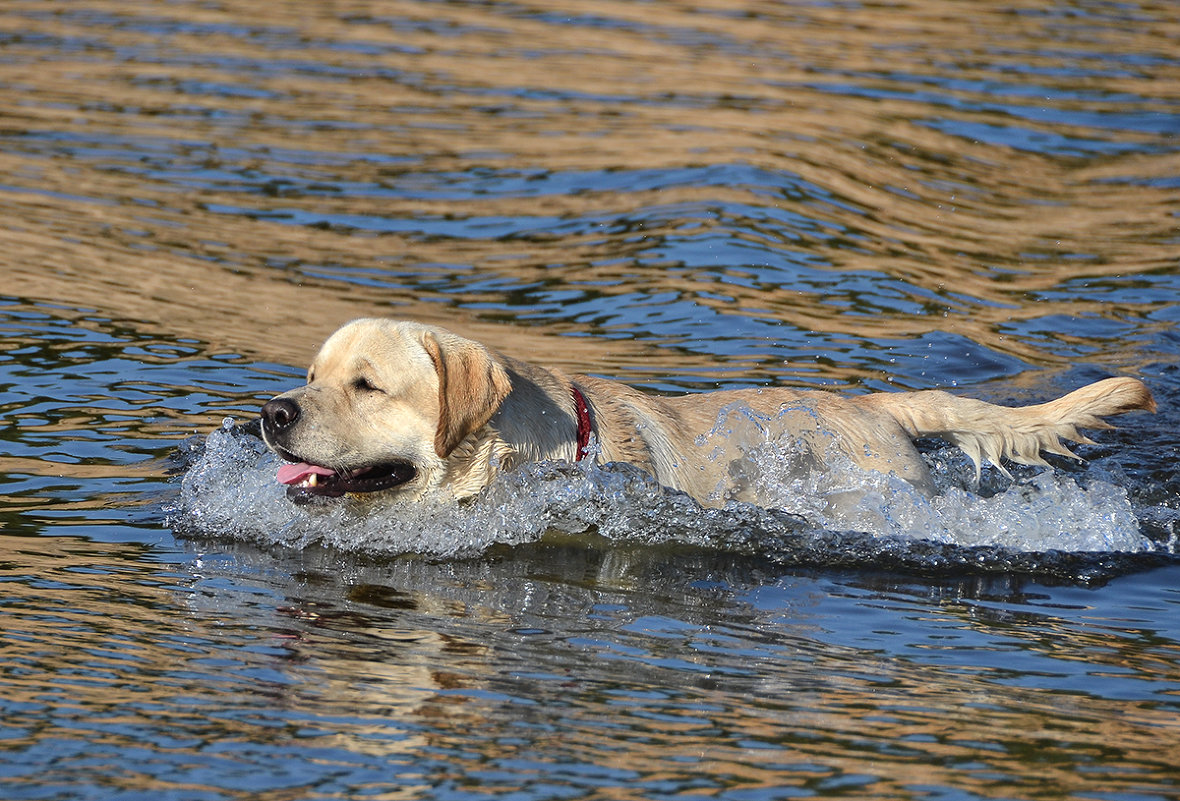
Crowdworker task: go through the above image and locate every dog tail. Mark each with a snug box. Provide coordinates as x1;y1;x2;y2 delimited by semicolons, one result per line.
859;377;1156;479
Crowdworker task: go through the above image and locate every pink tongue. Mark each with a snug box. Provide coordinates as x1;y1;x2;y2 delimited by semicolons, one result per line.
276;462;337;486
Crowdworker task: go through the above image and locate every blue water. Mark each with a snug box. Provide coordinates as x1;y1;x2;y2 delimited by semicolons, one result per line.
2;1;1180;798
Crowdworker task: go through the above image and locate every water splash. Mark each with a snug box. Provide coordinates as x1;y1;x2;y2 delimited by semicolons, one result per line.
168;416;1169;570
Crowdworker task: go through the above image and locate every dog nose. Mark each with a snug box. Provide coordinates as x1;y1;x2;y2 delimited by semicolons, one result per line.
262;397;301;432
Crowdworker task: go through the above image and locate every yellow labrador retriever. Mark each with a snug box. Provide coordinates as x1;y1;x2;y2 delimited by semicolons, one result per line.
260;318;1155;506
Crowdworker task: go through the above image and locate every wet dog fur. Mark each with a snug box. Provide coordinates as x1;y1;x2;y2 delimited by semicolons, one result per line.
260;318;1156;507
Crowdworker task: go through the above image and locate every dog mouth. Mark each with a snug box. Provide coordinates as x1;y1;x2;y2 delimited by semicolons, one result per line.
276;459;417;503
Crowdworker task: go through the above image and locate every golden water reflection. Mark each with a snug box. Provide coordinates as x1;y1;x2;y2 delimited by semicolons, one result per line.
1;3;1179;798
3;536;1178;798
1;0;1176;380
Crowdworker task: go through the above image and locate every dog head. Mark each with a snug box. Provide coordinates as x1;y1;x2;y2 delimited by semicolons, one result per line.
260;319;512;503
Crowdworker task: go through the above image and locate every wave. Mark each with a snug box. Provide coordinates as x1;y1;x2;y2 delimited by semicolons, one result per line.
167;418;1178;581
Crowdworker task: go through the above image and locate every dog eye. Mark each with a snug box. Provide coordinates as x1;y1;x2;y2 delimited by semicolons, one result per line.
352;377;382;393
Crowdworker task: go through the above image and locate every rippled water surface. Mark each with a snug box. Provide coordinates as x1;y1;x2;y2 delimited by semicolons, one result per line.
3;1;1180;798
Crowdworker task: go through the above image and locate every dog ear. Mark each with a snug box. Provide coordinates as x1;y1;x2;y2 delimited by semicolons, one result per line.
420;330;513;458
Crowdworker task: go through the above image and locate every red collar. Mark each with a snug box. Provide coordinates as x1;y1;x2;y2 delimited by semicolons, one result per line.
571;385;593;460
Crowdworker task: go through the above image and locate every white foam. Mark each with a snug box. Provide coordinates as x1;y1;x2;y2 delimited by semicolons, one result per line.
697;401;1154;553
168;416;1156;557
